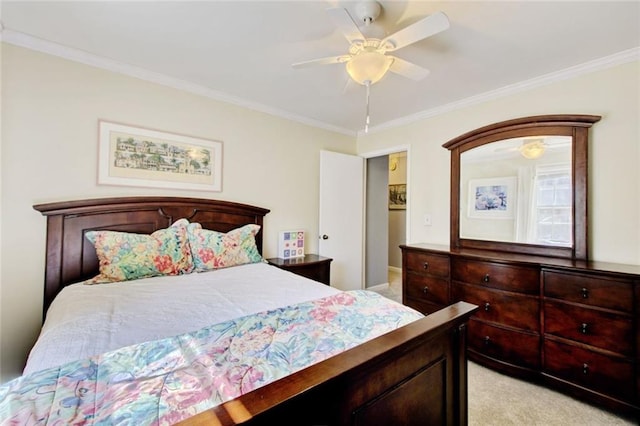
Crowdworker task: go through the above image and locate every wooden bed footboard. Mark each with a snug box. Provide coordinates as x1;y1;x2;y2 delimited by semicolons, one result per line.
184;301;478;426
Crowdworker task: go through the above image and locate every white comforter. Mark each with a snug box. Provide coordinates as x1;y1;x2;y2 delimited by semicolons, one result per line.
24;262;339;375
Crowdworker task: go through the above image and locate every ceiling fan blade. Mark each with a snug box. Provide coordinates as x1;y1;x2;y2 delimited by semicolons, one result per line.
326;7;366;44
494;146;519;153
389;57;430;81
342;76;358;94
382;12;450;52
292;55;351;69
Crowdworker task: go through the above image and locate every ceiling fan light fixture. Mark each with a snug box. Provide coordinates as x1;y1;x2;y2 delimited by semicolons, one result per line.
297;3;448;132
519;139;546;159
346;50;393;85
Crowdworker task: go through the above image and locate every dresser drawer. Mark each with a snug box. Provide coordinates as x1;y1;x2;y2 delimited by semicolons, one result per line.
453;283;539;332
543;270;634;313
544;301;633;356
544;339;635;402
452;258;539;294
467;319;540;369
405;251;449;278
405;274;449;306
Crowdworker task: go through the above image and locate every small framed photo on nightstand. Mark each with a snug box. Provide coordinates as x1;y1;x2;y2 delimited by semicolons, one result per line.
278;230;305;259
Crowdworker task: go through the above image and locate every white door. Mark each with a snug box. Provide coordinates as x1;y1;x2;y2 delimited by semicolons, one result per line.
319;150;364;290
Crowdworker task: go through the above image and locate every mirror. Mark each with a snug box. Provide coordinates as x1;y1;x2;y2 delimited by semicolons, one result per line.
460;136;572;246
443;115;601;260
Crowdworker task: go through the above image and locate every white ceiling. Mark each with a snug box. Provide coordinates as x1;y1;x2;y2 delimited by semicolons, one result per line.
2;1;639;135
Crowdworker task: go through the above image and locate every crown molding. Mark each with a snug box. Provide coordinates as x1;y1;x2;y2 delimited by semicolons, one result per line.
1;29;357;137
363;46;640;136
3;28;637;139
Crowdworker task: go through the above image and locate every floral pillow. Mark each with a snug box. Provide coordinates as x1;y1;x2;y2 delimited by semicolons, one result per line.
85;219;193;284
187;223;263;272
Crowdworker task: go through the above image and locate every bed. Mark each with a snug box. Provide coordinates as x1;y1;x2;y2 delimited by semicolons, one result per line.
2;196;477;425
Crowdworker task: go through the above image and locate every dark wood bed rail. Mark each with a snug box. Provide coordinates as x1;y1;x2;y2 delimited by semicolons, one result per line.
33;196;270;316
182;301;478;425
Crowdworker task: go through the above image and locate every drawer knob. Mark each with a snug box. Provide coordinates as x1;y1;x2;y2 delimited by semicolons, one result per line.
580;323;589;334
482;274;490;283
583;363;589;375
581;287;589;299
422;286;429;294
423;262;429;270
484;336;491;346
484;302;491;312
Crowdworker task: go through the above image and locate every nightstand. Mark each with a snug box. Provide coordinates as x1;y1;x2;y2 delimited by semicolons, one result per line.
266;254;333;285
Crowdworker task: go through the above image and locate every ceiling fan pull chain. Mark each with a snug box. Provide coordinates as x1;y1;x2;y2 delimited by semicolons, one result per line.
365;80;371;133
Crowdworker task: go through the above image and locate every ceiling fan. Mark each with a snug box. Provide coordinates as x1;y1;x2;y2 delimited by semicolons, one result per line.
292;1;450;132
494;137;571;160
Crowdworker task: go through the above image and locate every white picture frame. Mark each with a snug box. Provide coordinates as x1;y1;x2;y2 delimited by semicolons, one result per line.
468;177;517;219
98;120;223;192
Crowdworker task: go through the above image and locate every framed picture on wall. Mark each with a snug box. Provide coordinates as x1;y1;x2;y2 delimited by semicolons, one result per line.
467;177;516;219
389;184;407;210
98;120;223;191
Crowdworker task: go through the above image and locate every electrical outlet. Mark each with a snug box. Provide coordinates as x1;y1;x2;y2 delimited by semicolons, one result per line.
423;214;432;226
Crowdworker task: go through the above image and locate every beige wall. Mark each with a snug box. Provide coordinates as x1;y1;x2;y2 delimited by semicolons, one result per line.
357;60;640;266
0;44;355;382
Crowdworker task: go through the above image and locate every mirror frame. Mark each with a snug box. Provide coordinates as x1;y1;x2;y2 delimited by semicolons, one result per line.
443;114;601;261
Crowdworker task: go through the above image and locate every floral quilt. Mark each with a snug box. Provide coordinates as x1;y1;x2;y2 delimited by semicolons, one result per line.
0;290;422;425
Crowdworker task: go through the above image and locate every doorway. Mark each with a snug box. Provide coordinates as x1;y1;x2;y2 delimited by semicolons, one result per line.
363;147;408;297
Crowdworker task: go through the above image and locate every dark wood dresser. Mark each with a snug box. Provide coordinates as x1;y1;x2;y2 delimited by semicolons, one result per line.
402;243;640;416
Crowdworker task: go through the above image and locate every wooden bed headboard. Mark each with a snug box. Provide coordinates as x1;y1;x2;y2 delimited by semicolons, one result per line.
33;196;270;316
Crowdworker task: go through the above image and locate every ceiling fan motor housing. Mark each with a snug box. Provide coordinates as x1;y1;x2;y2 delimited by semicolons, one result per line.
355;1;381;24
